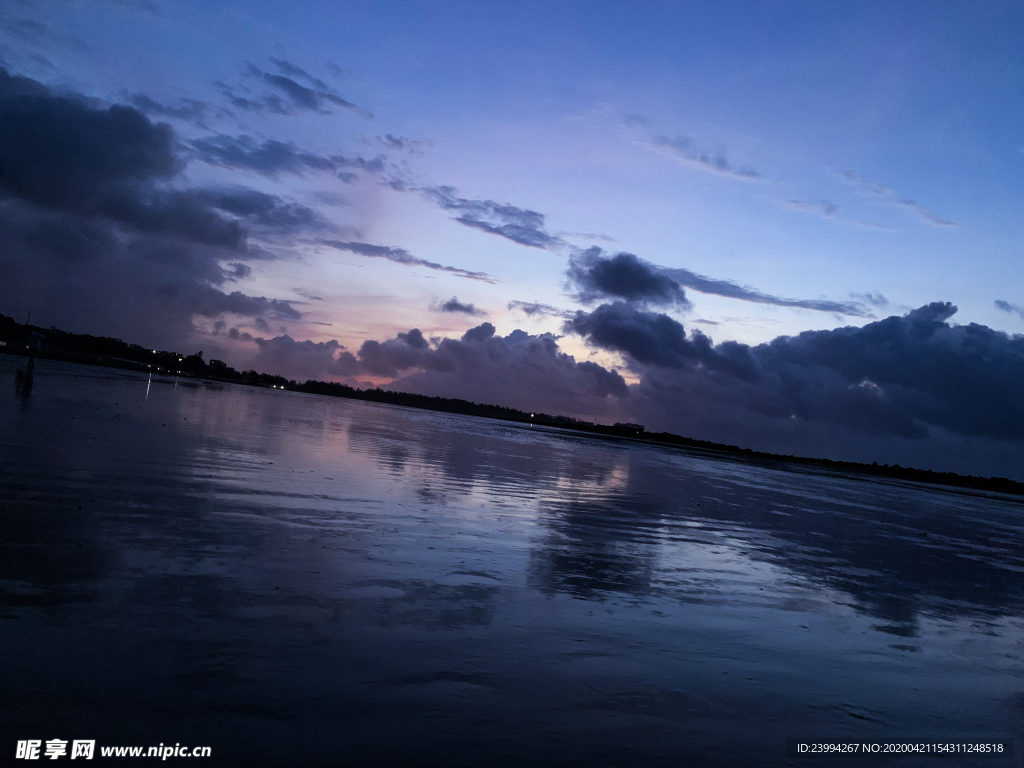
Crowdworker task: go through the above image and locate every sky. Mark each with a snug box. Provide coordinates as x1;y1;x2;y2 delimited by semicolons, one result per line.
0;0;1021;478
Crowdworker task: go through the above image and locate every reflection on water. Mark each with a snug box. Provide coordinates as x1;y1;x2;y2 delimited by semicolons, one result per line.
13;357;33;407
1;357;1021;767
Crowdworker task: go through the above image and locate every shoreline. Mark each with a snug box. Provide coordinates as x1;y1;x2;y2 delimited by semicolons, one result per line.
4;345;1022;499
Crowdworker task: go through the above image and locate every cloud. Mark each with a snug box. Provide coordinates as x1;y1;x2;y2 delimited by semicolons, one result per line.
247;334;352;381
660;264;870;315
567;301;1024;445
849;220;895;231
570;247;869;316
319;240;498;283
625;115;761;181
221;304;1020;478
370;325;629;415
227;327;252;341
552;231;618;243
194;187;326;233
0;16;88;52
995;300;1024;321
367;134;432;154
566;301;734;372
191;289;301;320
215;61;370;118
268;57;332;93
123;93;216;126
852;292;890;308
648;135;762;180
433;297;486;316
781;198;838;218
189;134;384;179
416;183;866;315
421;186;565;250
223;262;251;280
233;325;629;419
567;248;691;309
0;67;307;348
507;300;576;320
776;197;894;230
841;171;958;229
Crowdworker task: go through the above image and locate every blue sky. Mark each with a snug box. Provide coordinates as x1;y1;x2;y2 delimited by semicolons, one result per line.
1;0;1021;475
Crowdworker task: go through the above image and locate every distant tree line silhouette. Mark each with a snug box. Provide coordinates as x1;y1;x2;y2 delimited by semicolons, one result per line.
2;311;1020;496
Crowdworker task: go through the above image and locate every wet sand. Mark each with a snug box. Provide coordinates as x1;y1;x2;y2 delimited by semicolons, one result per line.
2;357;1021;766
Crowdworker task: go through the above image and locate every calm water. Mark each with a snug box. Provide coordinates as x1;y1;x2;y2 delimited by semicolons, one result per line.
2;357;1021;767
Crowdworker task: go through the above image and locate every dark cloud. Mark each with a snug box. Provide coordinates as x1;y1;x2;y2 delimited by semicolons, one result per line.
215;62;370;118
507;300;576;320
217;303;1019;477
568;248;691;309
0;67;304;348
568;247;869;316
269;57;332;93
0;73;177;199
191;289;301;320
841;171;958;229
421;186;565;250
189;133;384;179
568;301;1024;445
194;187;325;232
433;297;486;316
660;264;870;315
262;72;357;114
247;334;354;381
320;240;497;283
229;324;628;418
227;327;253;341
567;302;742;373
367;325;629;415
212;322;610;413
995;300;1024;321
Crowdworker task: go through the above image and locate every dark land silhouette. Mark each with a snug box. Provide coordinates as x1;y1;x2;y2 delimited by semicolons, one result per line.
2;311;1020;496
